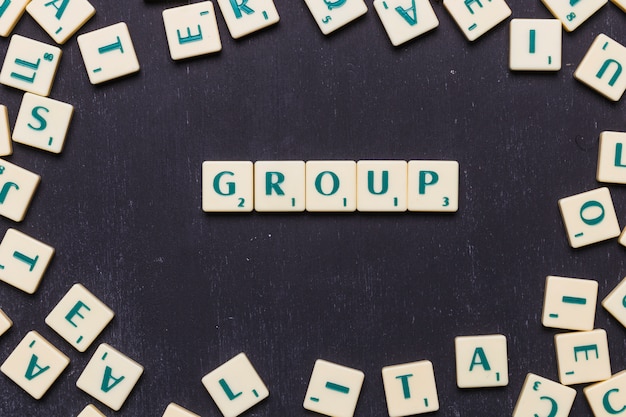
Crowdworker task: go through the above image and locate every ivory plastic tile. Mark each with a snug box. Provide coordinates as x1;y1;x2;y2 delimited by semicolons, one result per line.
356;160;407;212
620;227;626;247
407;160;458;212
541;0;607;31
0;229;54;294
201;352;269;417
77;404;107;417
574;34;626;101
381;360;439;416
13;92;74;154
584;370;626;416
373;0;439;46
0;105;12;156
202;161;253;212
215;0;279;39
303;0;368;35
0;331;69;399
0;159;40;222
443;0;511;41
254;161;305;212
602;277;626;328
163;402;201;417
598;131;626;184
0;0;29;37
455;334;508;388
163;1;222;60
512;373;576;417
0;308;12;337
305;160;356;212
558;187;620;248
303;359;364;417
542;275;598;331
26;0;96;44
77;22;140;85
0;35;62;96
555;329;611;385
612;0;626;12
509;19;562;71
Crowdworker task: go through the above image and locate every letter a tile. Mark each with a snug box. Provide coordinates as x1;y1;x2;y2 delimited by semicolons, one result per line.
26;0;96;44
455;334;508;388
374;0;439;47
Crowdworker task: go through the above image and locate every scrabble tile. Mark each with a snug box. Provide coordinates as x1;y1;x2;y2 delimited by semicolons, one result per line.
215;0;279;39
612;0;626;12
443;0;511;42
201;352;269;417
542;275;598;331
575;34;626;101
0;229;54;294
356;160;407;212
303;359;365;417
202;161;253;212
13;92;74;154
163;402;201;417
512;373;576;417
0;308;12;337
0;331;69;399
620;227;626;247
584;370;626;416
305;160;356;212
77;344;144;411
598;131;626;184
602;277;626;328
77;404;107;417
407;160;458;212
0;0;29;37
26;0;96;44
77;22;140;85
303;0;368;35
45;283;114;352
541;0;607;32
373;0;439;46
0;35;62;96
509;19;562;71
0;159;40;222
163;1;222;60
381;360;439;416
555;329;611;385
455;334;508;388
254;161;305;212
558;187;620;248
0;105;12;156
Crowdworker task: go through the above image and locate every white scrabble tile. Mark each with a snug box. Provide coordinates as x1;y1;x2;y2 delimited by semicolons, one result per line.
0;331;69;399
509;19;562;71
303;359;365;417
541;0;607;31
356;160;407;212
254;161;305;212
558;187;620;248
163;1;222;60
45;283;114;352
0;105;12;156
598;131;626;184
13;92;74;154
305;160;356;212
455;334;508;388
512;373;576;417
201;352;269;417
0;0;29;37
303;0;368;35
407;160;458;212
0;159;40;222
202;161;253;212
443;0;511;41
574;34;626;101
373;0;439;47
77;22;140;85
0;229;54;294
215;0;279;39
620;227;626;248
542;275;598;331
555;329;611;385
0;35;62;96
584;370;626;416
381;360;439;416
0;308;12;337
163;403;201;417
77;404;107;417
612;0;626;12
602;277;626;328
26;0;96;44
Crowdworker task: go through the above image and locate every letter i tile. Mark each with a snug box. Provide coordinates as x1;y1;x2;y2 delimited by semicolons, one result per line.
0;228;54;294
0;308;12;337
455;334;508;388
303;359;365;417
215;0;279;39
26;0;96;44
574;34;626;101
77;404;107;417
555;329;611;385
0;0;30;37
541;275;598;331
584;370;626;416
512;373;576;417
382;360;439;416
162;402;201;417
303;0;368;35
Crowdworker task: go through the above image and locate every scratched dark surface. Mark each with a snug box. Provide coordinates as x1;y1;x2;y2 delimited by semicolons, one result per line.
0;0;625;416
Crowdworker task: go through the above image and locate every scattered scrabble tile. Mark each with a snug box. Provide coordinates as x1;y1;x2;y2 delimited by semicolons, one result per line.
512;373;576;417
612;0;626;12
541;0;607;31
407;160;459;212
584;370;626;416
303;359;365;417
201;352;269;417
558;187;620;248
163;402;201;417
602;277;626;328
77;22;140;85
305;160;357;212
45;283;115;352
12;92;74;154
76;344;144;411
509;19;561;71
597;131;626;184
443;0;511;41
0;228;54;294
0;0;29;37
574;34;626;101
381;360;439;416
0;330;69;399
302;0;368;35
77;404;107;417
215;0;279;39
373;0;439;46
455;334;508;388
555;329;611;385
163;1;222;60
202;161;253;212
0;105;12;156
620;227;626;247
0;34;62;96
356;160;407;212
26;0;96;44
254;161;305;212
0;159;40;222
542;275;598;331
0;308;12;337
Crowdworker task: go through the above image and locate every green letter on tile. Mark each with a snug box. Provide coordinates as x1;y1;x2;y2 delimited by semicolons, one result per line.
469;347;491;371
